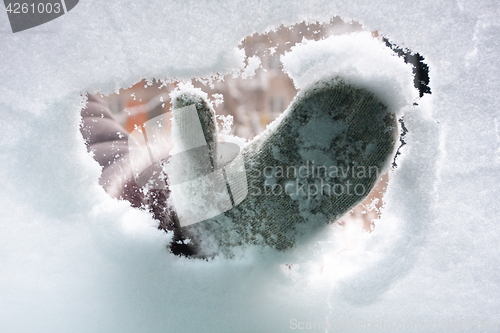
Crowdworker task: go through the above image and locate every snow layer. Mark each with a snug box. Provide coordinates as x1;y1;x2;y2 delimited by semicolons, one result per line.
1;1;499;332
281;32;417;116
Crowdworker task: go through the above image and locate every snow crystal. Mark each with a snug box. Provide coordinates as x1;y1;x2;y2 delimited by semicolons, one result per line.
242;55;262;78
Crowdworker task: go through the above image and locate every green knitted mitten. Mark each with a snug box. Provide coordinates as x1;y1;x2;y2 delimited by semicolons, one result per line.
170;78;397;257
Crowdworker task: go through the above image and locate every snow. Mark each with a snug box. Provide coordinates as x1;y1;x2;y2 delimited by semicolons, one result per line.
281;32;417;115
1;1;499;332
242;55;262;78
